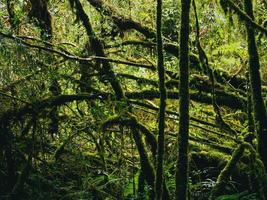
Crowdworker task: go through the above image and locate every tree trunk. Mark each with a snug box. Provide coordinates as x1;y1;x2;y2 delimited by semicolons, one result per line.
70;0;125;100
29;0;52;40
131;127;155;199
155;0;167;199
175;0;191;200
29;0;61;136
244;0;267;170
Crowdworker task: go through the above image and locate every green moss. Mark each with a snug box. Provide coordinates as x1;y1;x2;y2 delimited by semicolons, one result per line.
216;192;260;200
191;151;228;169
209;144;245;199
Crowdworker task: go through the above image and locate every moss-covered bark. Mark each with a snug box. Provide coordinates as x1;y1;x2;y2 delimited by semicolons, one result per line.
0;93;108;123
0;86;247;124
48;79;61;136
86;0;250;93
6;0;17;29
29;0;52;40
118;73;246;109
86;0;156;39
246;72;255;134
192;0;236;136
221;0;267;36
29;0;61;136
175;0;191;199
69;0;124;100
209;144;245;199
131;127;155;199
102;115;170;199
244;0;267;170
155;0;167;199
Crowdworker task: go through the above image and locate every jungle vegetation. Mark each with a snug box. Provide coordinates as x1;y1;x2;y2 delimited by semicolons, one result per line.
0;0;267;199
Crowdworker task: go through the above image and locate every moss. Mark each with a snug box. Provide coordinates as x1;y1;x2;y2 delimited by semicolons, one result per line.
220;0;267;35
191;151;228;170
209;144;245;199
244;0;267;170
131;128;155;199
69;0;125;100
29;0;52;40
175;0;191;199
155;0;167;197
215;192;259;200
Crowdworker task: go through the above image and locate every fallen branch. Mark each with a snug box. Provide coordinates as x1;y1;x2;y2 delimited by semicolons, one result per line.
0;93;110;123
209;143;245;199
130;100;239;139
126;90;246;109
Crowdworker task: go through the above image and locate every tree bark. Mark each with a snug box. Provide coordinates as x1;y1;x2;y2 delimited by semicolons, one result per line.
175;0;191;199
209;144;245;199
70;0;124;100
155;0;167;199
6;0;17;29
244;0;267;170
29;0;52;40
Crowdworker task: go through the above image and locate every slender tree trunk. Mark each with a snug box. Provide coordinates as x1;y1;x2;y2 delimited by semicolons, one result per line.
29;0;52;40
6;0;16;29
4;133;16;192
175;0;191;199
244;0;267;170
246;72;255;134
29;0;61;136
131;127;155;199
155;0;167;199
48;79;61;136
70;0;124;100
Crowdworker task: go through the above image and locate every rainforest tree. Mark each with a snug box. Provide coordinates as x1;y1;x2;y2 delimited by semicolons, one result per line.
0;0;267;200
244;0;267;170
175;0;191;199
155;0;167;199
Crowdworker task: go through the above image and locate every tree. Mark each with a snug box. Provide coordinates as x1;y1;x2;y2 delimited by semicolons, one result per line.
155;0;167;199
1;0;267;199
175;0;191;199
244;0;267;170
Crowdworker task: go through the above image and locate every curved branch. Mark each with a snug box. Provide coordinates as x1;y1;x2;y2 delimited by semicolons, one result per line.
0;93;110;123
222;0;267;36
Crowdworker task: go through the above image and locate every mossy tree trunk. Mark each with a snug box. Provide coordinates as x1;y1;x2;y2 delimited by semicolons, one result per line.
7;0;57;197
29;0;61;136
131;127;155;199
6;0;16;29
246;72;255;134
48;80;61;136
244;0;267;170
69;0;124;100
29;0;52;40
209;144;245;199
1;126;16;192
155;0;167;199
175;0;191;199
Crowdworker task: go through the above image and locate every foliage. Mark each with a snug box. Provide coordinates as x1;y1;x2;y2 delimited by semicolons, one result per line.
0;0;267;199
